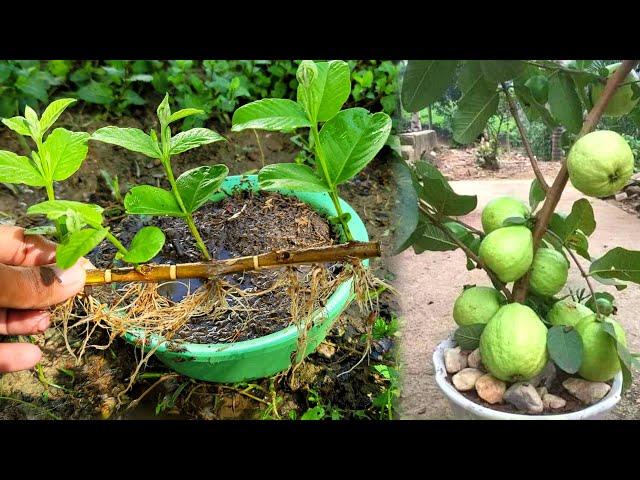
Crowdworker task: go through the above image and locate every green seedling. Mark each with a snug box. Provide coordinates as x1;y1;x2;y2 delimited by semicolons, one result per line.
91;93;228;260
100;169;122;203
27;200;165;269
0;98;88;240
232;60;392;241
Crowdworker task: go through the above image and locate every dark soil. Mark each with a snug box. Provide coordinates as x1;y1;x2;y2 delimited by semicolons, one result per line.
446;369;611;416
88;189;339;344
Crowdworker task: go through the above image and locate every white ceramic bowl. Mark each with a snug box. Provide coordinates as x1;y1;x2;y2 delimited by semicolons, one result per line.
433;337;622;420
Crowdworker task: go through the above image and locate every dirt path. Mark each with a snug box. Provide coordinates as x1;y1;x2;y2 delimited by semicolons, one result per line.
395;179;640;419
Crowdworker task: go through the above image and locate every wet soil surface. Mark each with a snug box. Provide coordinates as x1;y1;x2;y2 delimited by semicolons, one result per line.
0;108;399;420
89;190;339;344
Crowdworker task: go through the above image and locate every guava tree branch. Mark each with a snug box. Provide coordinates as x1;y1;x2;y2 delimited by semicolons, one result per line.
501;83;550;192
419;199;485;236
512;59;640;303
419;205;512;301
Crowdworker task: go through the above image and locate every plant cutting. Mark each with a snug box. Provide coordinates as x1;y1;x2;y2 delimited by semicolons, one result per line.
91;93;229;260
231;59;392;241
398;59;640;418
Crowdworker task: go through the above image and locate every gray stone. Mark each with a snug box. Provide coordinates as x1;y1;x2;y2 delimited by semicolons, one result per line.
444;346;468;374
536;386;548;398
542;393;567;410
467;348;482;369
529;361;557;389
475;374;506;404
562;378;611;405
625;185;640;196
615;192;628;202
452;368;484;391
503;382;544;414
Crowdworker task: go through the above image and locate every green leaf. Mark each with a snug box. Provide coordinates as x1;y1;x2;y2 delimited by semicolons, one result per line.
548;74;583;134
297;60;351;122
167;108;205;124
414;161;477;216
547;325;583;374
157;93;171;125
547;212;569;243
452;72;499;144
124;185;184;217
24;225;57;236
524;75;549;104
300;406;325;420
591;273;627;291
319;108;392;185
76;81;114;105
176;164;229;213
231;99;311;132
56;228;107;269
601;321;639;391
400;60;458;112
567;230;591;261
529;178;546;212
24;106;41;140
121;226;165;264
2;116;31;137
42;128;90;181
454;324;485;350
27;200;104;226
258;163;329;192
169;128;225;155
0;150;45;187
392;159;419;254
564;198;596;237
92;127;161;159
410;220;459;253
479;61;525;83
590;247;640;285
39;98;76;134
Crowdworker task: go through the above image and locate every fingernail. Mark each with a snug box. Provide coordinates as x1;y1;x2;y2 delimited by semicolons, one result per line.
37;313;51;332
46;263;85;287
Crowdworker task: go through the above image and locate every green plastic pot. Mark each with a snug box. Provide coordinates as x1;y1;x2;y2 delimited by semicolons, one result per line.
123;175;369;383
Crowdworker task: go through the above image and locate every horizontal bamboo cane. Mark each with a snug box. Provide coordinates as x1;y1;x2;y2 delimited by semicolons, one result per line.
84;241;381;286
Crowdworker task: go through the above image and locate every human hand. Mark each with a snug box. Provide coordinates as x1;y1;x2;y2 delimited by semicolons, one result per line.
0;225;88;373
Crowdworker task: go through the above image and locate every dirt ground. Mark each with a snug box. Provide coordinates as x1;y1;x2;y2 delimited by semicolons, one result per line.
395;148;640;420
0;109;399;420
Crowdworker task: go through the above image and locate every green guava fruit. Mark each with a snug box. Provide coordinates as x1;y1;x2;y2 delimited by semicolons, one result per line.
595;297;614;316
480;303;548;382
528;248;569;297
547;299;595;327
453;286;506;326
478;225;533;283
566;130;634;198
575;316;626;382
591;63;639;117
481;196;530;234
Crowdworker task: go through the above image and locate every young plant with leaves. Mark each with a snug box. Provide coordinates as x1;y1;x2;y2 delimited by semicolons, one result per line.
231;60;392;241
398;59;640;393
91;93;228;260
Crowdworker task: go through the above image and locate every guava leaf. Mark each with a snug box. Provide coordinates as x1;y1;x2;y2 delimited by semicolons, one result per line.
124;185;185;217
452;75;499;144
547;325;583;374
39;98;76;134
415;162;477;216
601;321;639;391
92;127;162;159
27;200;103;226
454;324;485;351
548;73;583;134
479;60;525;83
231;99;311;132
529;178;546;212
0;150;45;187
121;226;165;264
176;164;229;213
169;128;225;155
392;158;419;255
258;163;330;192
56;228;108;269
400;60;458;112
565;198;596;237
2;116;31;137
296;60;351;122
44;128;90;181
410;219;459;253
566;230;591;260
167;108;205;125
589;247;640;285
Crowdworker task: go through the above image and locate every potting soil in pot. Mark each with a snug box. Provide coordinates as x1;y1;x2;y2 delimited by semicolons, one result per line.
88;188;342;344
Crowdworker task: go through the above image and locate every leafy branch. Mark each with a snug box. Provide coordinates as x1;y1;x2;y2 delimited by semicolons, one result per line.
512;59;640;302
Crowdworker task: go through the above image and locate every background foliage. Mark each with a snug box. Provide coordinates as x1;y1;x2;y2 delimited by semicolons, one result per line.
0;60;399;129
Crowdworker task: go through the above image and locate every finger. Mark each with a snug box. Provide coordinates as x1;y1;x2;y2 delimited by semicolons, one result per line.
0;261;86;309
0;343;42;373
0;225;57;266
0;309;50;335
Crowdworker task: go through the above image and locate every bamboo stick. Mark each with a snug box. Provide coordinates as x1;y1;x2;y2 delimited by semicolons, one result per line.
84;241;381;286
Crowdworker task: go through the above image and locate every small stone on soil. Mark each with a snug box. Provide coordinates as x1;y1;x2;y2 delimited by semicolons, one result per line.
475;374;506;404
467;348;482;369
452;368;484;391
316;342;336;359
542;393;567;410
562;378;611;405
536;386;548;398
503;382;544;414
444;346;468;373
615;192;628;202
529;361;557;389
